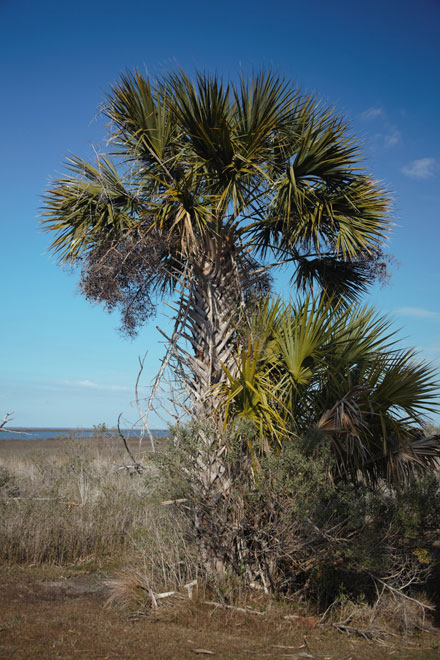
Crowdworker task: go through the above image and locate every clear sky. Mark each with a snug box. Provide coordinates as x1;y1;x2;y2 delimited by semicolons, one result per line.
1;0;439;428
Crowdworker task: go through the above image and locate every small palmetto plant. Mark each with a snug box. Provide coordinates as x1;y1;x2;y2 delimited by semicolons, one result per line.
220;296;440;486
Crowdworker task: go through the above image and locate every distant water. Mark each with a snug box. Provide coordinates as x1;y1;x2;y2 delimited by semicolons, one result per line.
0;428;169;441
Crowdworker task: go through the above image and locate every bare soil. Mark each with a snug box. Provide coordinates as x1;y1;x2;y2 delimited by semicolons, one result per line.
1;567;439;660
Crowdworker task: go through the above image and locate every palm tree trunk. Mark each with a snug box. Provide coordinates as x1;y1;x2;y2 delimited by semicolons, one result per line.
175;233;246;418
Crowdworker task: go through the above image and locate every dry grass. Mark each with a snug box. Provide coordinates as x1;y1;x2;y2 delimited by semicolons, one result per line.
1;431;439;648
0;435;194;580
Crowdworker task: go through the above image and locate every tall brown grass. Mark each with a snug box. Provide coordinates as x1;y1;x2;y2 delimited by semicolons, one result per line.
0;437;195;581
1;428;439;638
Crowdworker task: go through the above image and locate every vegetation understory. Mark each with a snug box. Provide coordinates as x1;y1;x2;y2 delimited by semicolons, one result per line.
1;431;440;657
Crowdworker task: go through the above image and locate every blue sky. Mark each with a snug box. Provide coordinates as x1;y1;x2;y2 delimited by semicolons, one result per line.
1;0;439;428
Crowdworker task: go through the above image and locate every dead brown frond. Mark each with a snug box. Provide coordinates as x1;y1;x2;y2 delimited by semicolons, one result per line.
105;569;196;615
105;570;152;610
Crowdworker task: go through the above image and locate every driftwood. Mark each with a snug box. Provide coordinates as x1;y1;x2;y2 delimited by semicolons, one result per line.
0;411;31;435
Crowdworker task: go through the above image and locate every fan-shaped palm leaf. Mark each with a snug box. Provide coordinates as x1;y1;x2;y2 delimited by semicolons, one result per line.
220;295;440;486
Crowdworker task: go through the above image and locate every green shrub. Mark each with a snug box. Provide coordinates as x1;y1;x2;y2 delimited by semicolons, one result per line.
153;421;440;609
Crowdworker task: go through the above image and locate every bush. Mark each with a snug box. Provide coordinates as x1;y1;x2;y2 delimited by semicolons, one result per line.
153;421;440;610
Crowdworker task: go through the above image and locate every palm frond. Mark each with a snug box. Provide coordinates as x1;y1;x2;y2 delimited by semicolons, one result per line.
167;70;234;178
220;338;290;453
105;70;177;169
293;255;377;304
42;155;138;262
233;70;296;161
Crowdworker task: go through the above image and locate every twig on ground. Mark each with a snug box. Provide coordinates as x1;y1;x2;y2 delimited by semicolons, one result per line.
204;601;266;616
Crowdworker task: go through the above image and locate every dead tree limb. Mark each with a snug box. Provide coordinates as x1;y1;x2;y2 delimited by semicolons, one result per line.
117;413;144;474
0;411;14;429
135;352;154;452
0;411;31;435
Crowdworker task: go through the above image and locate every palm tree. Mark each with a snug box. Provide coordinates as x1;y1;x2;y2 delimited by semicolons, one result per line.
220;296;440;485
42;70;391;418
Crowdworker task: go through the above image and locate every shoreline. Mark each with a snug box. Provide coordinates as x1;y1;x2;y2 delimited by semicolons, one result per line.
6;427;167;432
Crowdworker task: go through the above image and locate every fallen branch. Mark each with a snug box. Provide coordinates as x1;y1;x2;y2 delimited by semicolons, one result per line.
331;622;382;640
370;574;435;612
155;590;176;599
204;601;266;616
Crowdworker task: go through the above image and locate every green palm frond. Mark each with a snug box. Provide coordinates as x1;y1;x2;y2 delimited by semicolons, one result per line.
274;297;333;386
221;294;439;485
367;349;439;422
42;155;139;262
220;338;290;454
105;70;177;167
167;71;234;178
233;70;296;162
290;97;359;180
326;305;395;367
249;94;391;296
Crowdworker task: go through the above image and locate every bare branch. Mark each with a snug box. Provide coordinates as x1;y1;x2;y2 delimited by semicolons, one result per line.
117;413;144;474
0;411;31;435
0;411;14;430
135;352;155;452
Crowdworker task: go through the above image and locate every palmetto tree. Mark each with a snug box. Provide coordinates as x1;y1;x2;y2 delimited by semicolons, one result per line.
43;70;391;418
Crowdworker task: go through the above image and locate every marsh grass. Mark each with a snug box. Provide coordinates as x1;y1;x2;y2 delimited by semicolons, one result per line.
1;430;439;641
0;436;194;577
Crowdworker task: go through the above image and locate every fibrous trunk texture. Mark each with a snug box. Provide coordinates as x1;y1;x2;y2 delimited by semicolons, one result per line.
173;234;247;417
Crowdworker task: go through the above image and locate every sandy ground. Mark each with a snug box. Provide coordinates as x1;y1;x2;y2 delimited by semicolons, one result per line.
1;567;440;660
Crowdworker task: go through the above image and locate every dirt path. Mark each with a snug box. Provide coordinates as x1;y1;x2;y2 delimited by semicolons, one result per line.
0;569;439;660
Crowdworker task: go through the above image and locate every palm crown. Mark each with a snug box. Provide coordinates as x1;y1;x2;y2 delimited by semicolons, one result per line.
43;69;392;412
44;71;390;284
